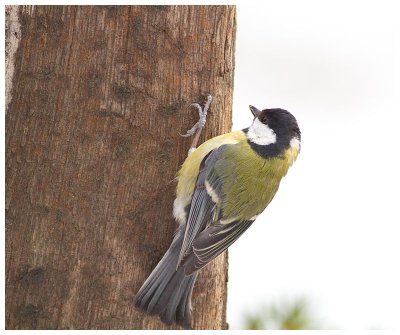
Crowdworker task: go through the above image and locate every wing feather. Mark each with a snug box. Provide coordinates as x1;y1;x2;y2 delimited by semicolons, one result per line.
177;148;226;266
177;144;255;274
182;220;253;274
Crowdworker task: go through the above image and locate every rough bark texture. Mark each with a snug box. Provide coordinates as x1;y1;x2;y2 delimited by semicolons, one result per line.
5;5;236;330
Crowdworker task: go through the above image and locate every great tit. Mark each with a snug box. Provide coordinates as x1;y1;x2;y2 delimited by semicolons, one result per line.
134;103;301;328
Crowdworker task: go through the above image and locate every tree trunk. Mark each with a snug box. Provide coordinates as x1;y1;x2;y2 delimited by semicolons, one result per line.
5;5;236;330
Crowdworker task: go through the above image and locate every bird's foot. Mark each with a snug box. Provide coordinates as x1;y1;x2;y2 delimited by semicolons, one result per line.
181;95;212;155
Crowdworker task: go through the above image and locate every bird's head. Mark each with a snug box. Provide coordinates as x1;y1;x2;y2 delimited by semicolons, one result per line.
247;106;301;150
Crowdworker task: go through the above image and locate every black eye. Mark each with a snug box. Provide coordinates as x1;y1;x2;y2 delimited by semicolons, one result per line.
259;116;268;124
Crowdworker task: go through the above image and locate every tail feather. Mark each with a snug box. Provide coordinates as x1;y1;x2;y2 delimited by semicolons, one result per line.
176;274;197;327
135;247;177;311
134;233;198;328
157;269;198;326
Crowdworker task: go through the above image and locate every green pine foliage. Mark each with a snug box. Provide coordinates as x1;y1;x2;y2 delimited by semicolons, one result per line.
243;298;317;330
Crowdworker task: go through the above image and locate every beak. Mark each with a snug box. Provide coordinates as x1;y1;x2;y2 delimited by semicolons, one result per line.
249;105;261;118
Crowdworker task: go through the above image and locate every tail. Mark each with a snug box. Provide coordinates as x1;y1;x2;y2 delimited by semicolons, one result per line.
134;232;198;329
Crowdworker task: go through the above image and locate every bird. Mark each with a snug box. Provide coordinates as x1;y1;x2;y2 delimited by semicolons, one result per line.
134;97;301;328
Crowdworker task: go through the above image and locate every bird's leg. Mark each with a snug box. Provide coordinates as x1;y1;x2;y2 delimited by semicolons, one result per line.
181;95;212;155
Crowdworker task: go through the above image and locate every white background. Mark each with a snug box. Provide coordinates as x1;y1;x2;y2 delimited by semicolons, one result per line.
228;1;400;329
1;1;399;332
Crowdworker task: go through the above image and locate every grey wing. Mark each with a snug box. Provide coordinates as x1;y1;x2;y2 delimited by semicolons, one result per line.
182;219;254;275
177;146;226;267
177;144;255;274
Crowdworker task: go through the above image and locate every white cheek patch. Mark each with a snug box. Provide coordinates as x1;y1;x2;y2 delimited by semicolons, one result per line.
246;118;277;145
290;137;301;151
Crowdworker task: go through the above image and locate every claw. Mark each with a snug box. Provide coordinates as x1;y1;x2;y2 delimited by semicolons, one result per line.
180;122;199;137
190;103;202;116
181;95;213;155
181;95;212;137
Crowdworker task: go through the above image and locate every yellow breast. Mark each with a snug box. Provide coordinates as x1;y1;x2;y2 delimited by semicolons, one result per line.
173;131;246;225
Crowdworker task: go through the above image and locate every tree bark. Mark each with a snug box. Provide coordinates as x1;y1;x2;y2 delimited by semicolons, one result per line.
5;5;236;330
